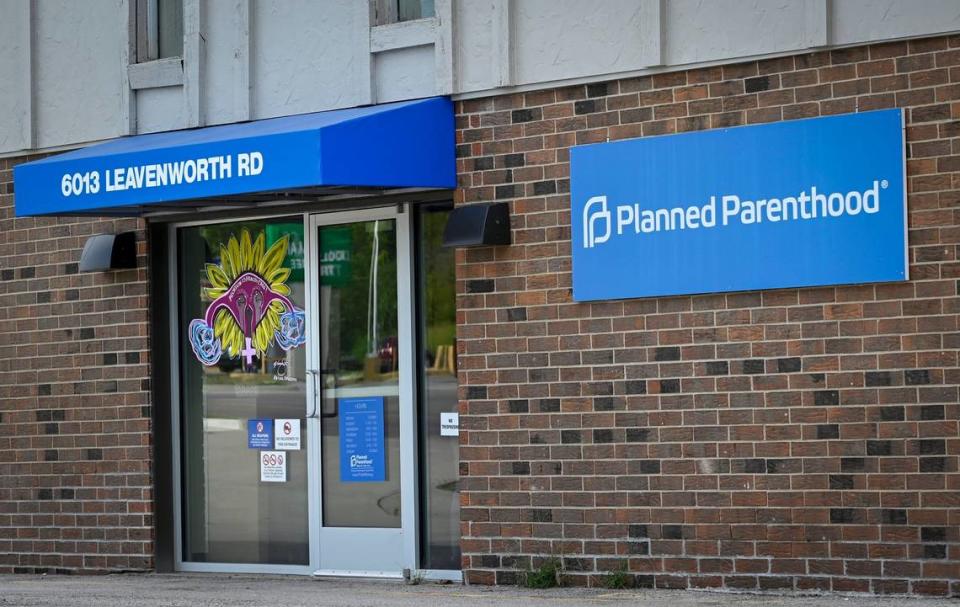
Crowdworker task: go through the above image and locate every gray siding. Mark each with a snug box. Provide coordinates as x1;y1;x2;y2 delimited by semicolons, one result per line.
1;0;959;154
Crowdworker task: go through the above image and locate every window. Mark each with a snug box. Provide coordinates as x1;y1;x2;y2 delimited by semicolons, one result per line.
136;0;183;62
398;0;434;21
374;0;435;25
416;204;460;570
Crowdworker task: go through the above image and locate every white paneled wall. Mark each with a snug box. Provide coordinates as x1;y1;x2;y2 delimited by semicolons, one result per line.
1;0;959;154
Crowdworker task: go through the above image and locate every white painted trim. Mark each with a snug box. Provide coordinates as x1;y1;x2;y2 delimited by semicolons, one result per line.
127;57;184;90
7;29;959;158
23;1;36;150
232;0;251;122
491;0;513;87
803;0;830;48
182;0;204;127
639;0;664;68
434;0;453;95
396;205;420;573
120;0;137;134
370;17;438;53
353;1;374;105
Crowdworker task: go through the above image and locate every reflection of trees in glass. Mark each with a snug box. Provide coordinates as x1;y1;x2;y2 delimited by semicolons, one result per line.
423;211;456;355
199;222;266;268
323;221;398;372
178;218;311;566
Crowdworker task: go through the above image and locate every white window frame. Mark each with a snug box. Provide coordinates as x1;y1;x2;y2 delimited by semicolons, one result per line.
135;0;184;63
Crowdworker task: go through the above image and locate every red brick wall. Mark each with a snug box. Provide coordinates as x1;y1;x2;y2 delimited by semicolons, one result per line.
455;35;960;596
0;156;153;573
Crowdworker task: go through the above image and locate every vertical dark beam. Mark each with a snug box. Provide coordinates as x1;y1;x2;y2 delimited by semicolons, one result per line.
413;204;428;569
148;221;175;572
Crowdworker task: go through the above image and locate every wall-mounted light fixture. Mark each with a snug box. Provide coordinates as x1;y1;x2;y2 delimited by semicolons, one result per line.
441;202;511;247
78;232;137;272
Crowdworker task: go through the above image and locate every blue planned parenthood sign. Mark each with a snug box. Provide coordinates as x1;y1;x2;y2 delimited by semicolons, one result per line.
570;109;908;301
247;419;273;449
339;397;386;482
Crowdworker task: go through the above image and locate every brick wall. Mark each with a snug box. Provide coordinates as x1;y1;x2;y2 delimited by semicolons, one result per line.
455;34;960;596
0;156;153;573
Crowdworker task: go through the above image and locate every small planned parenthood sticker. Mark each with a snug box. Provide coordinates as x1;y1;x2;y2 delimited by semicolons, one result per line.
247;419;273;449
274;418;301;450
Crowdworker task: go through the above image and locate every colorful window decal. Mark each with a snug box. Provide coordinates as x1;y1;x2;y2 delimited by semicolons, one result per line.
188;229;305;366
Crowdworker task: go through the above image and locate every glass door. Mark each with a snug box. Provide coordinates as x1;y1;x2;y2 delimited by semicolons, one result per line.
174;217;311;573
307;207;416;575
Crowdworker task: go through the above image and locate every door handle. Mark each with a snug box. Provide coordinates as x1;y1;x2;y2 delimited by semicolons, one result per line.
305;369;320;418
319;368;340;419
320;395;339;419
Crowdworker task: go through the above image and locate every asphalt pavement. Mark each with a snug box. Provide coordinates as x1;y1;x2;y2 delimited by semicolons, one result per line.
1;574;957;607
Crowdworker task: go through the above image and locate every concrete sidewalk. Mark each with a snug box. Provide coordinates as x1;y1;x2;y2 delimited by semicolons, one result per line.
0;574;955;607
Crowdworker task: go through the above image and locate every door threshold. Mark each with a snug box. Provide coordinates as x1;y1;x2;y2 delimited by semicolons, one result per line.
414;569;464;583
312;569;404;579
310;569;463;583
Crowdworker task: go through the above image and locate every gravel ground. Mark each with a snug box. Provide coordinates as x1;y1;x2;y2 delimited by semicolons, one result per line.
0;574;956;607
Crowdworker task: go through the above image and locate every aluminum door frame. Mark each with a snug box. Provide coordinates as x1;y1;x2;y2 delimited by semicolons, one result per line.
306;205;418;577
168;212;316;575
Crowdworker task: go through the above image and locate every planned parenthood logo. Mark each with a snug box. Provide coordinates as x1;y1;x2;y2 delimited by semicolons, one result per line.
569;109;908;301
583;196;611;248
581;181;889;249
350;454;372;468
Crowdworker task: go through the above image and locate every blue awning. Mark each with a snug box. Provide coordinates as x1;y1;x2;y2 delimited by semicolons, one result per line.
14;97;455;216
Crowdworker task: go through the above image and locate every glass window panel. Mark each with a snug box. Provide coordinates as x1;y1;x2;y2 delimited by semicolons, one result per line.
319;219;402;528
157;0;183;58
397;0;434;21
178;218;308;565
418;206;460;570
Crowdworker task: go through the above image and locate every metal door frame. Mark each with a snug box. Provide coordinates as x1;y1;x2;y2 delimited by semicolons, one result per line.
168;212;315;575
167;204;461;579
306;205;419;577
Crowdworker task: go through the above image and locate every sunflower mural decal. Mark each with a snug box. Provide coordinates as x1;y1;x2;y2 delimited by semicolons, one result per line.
188;229;305;367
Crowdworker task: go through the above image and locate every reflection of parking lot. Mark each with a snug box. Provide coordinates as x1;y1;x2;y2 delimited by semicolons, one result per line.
320;384;403;528
421;374;461;568
196;375;459;565
198;382;309;565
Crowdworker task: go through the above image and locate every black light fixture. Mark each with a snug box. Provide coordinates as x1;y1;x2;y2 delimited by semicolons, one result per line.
78;232;137;272
441;202;511;247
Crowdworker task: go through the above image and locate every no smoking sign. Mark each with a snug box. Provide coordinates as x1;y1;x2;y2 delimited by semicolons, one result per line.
274;418;301;450
259;450;287;482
